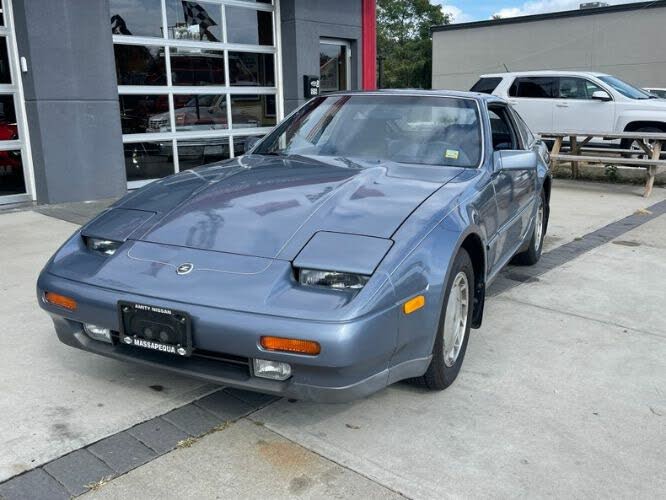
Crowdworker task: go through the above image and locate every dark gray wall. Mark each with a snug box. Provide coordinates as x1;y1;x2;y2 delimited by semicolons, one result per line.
13;0;126;203
280;0;363;113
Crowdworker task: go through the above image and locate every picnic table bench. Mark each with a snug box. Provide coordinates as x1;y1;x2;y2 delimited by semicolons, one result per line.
539;131;666;197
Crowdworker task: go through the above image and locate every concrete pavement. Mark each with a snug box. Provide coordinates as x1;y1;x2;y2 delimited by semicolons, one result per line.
247;206;666;498
0;212;216;483
0;180;664;498
83;419;402;500
542;179;666;252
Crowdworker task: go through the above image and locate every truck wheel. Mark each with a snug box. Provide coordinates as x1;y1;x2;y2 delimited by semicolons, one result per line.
513;189;546;266
421;249;474;391
621;127;664;159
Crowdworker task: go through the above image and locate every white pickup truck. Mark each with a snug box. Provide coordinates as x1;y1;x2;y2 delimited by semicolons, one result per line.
470;71;666;149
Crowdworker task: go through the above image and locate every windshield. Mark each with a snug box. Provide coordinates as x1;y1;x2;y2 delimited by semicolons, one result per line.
598;76;653;99
648;89;666;99
254;95;483;168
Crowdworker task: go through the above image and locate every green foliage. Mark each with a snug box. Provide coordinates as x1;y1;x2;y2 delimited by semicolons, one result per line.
377;0;450;89
604;164;619;182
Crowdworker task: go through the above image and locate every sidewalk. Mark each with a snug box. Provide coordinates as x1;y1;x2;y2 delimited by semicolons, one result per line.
1;180;664;499
84;419;401;500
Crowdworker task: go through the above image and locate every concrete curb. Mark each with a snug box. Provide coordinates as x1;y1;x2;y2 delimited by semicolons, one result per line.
0;389;277;499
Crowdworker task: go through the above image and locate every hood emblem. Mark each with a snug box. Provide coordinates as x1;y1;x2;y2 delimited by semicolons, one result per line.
176;263;194;275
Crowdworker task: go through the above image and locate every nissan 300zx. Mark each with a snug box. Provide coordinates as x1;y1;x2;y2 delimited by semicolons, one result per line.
37;91;551;402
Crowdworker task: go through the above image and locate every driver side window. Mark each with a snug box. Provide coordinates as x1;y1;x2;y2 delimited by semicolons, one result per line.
559;77;604;100
489;106;519;151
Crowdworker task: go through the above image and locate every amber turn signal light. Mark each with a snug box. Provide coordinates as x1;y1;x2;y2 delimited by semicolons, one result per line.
260;336;321;356
403;295;425;315
44;291;78;311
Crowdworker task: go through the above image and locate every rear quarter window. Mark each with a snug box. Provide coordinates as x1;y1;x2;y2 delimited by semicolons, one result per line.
509;77;558;98
470;77;503;94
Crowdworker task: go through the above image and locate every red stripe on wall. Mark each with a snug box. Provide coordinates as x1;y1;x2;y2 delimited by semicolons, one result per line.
362;0;377;90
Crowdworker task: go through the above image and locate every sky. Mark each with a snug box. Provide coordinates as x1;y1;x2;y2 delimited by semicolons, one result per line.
433;0;648;23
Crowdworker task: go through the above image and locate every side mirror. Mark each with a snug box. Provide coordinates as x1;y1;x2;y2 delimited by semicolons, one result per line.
243;136;261;154
493;150;538;173
591;90;612;102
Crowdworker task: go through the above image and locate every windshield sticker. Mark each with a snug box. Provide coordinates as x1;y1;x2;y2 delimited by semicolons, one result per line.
445;149;459;160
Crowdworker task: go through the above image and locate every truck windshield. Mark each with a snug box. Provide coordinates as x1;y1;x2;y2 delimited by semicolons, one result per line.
254;95;483;168
598;76;653;99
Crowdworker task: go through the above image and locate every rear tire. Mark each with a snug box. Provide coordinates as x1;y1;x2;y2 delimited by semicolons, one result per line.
513;189;546;266
421;249;474;391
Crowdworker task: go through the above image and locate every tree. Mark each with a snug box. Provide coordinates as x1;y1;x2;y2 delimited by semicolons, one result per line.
377;0;451;89
492;14;502;20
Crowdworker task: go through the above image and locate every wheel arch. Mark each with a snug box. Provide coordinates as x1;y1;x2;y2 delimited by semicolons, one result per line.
619;122;666;153
623;121;666;133
542;175;552;223
543;175;552;205
459;232;486;329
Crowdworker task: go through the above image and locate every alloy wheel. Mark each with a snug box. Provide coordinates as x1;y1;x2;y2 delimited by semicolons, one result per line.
534;200;544;253
630;139;655;160
443;271;470;367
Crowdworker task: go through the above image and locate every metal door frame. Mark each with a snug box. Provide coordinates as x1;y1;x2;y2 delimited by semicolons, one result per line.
320;38;351;91
0;0;35;204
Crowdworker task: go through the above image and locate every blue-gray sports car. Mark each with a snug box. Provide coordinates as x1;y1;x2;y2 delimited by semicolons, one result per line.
37;90;551;402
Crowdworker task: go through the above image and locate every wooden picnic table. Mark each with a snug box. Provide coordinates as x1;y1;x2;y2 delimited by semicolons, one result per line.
539;131;666;197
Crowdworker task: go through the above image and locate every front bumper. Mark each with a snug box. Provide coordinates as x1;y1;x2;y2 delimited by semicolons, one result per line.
38;272;427;403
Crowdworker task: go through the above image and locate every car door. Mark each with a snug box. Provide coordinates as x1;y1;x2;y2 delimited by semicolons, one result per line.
507;76;557;134
554;77;615;133
488;104;538;272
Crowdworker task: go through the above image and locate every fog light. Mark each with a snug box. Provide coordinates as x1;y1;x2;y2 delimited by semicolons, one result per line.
83;323;112;344
253;359;292;381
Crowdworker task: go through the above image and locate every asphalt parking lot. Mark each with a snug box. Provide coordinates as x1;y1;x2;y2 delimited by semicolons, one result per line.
0;179;664;499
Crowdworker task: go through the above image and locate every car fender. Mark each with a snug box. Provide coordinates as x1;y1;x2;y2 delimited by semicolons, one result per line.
388;209;488;367
616;109;666;132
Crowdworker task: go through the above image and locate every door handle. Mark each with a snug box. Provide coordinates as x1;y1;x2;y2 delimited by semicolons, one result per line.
556;103;569;108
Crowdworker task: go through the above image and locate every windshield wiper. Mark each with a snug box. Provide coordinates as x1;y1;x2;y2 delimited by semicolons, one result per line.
256;151;287;156
334;156;367;170
255;152;315;164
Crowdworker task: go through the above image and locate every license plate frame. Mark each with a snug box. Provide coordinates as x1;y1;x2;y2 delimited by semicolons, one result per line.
118;301;192;357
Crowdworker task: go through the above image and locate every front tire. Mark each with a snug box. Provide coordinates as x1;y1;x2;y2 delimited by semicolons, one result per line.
621;126;664;159
512;189;546;266
421;249;474;391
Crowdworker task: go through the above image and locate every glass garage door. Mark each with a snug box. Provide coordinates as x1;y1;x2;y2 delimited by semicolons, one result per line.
0;0;33;204
110;0;282;188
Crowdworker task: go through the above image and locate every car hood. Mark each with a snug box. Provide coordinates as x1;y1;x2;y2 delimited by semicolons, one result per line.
621;98;666;109
117;155;465;260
